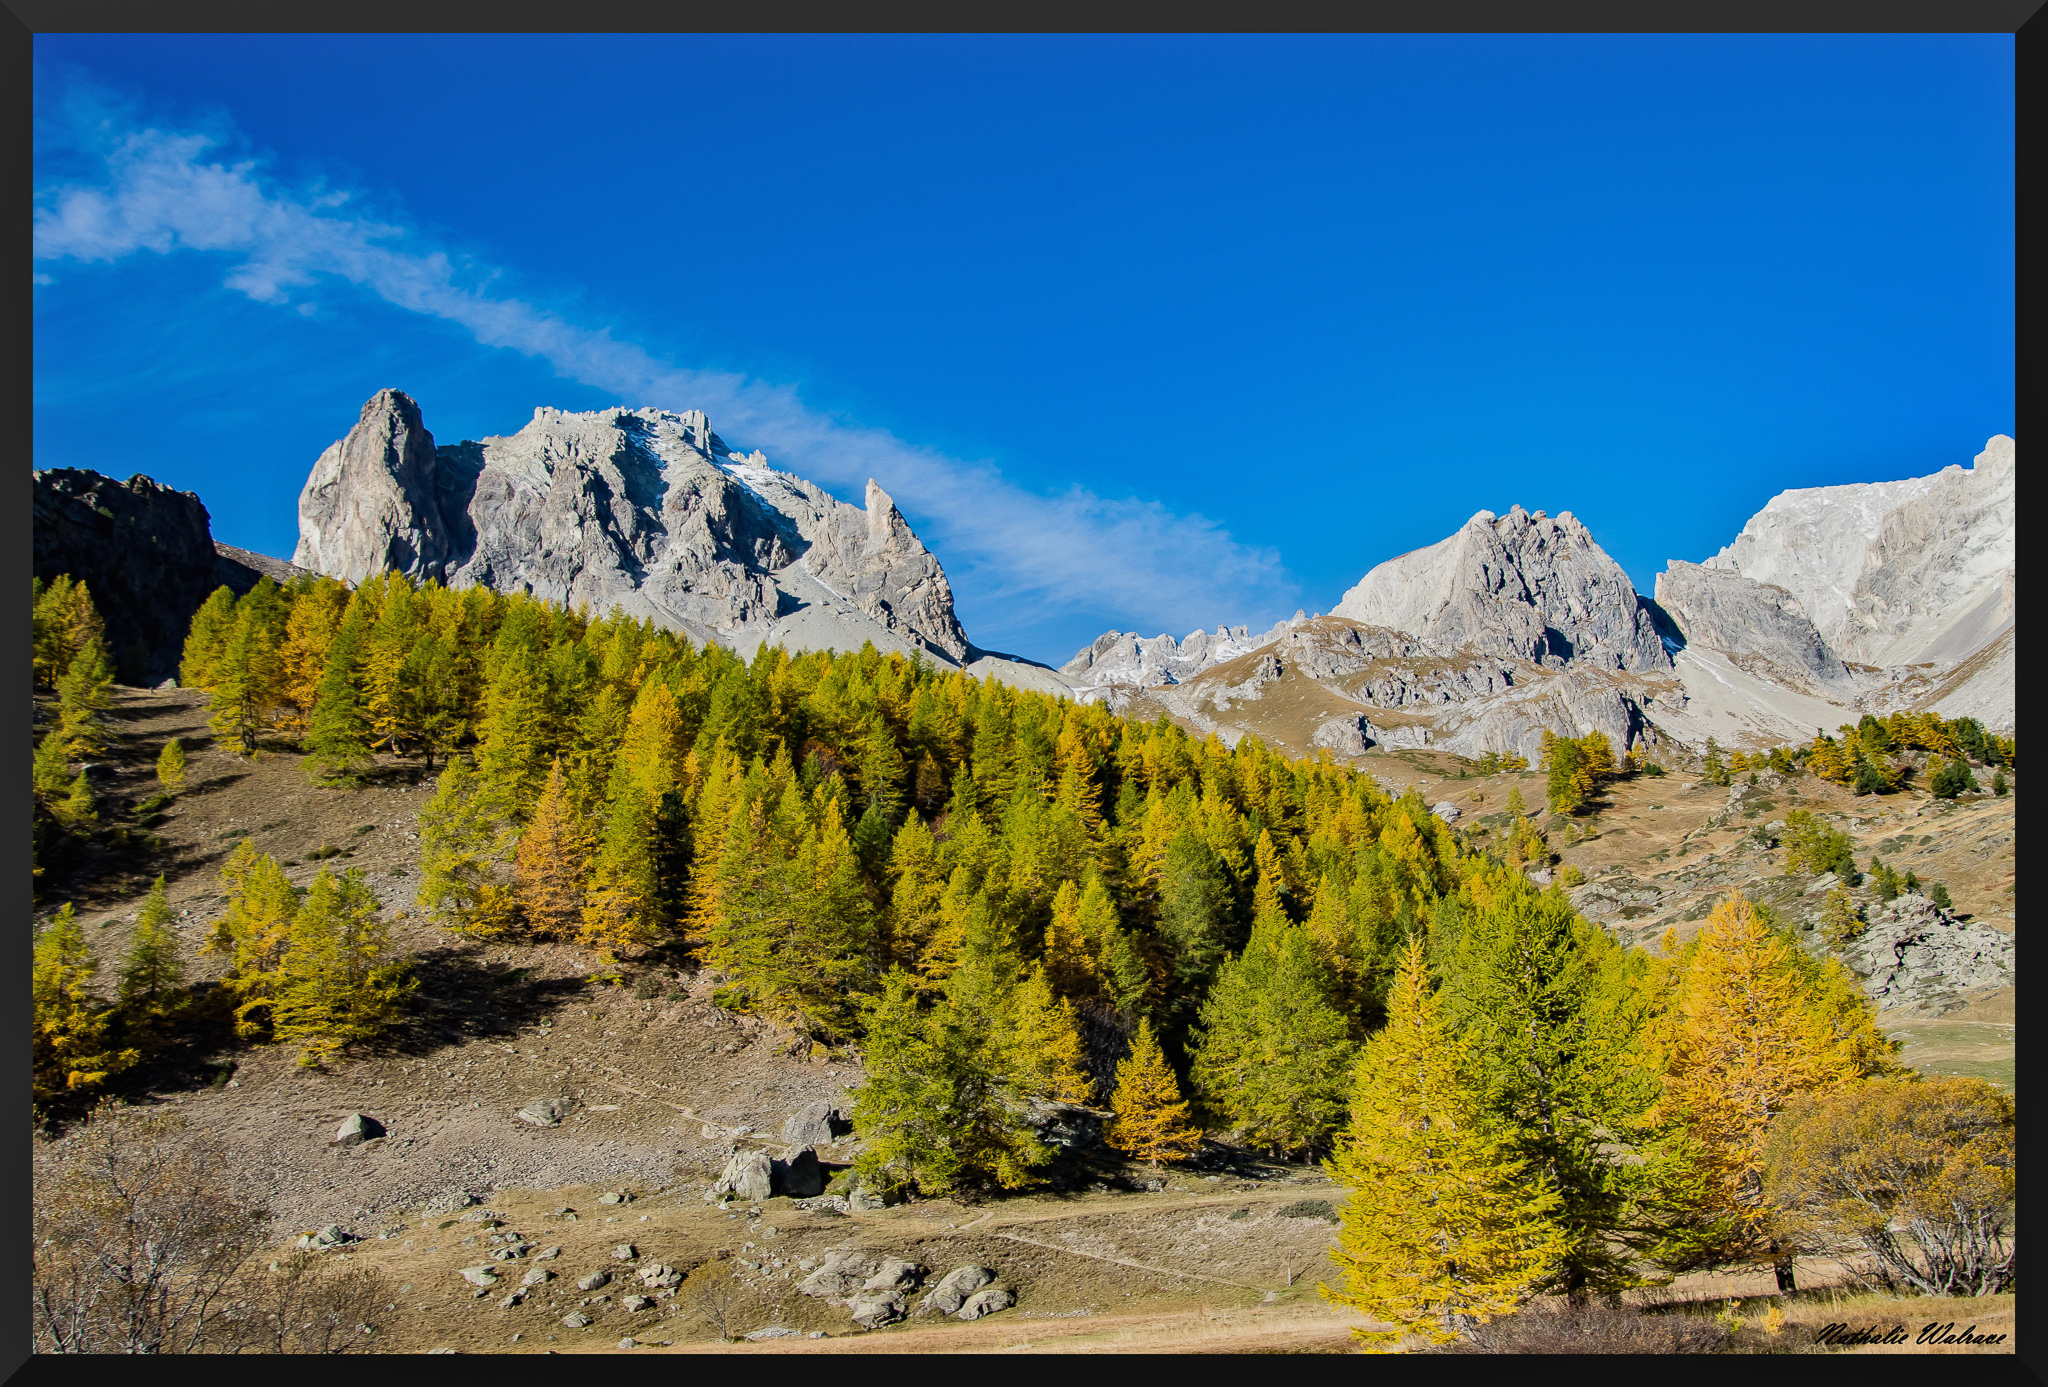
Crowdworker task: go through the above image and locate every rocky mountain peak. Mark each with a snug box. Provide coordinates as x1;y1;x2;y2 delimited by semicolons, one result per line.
1333;504;1667;673
294;391;974;664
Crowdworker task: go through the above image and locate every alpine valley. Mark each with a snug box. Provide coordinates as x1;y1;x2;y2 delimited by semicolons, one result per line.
30;391;2017;1355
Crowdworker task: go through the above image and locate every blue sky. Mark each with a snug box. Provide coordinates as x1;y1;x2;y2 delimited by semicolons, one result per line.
33;34;2013;665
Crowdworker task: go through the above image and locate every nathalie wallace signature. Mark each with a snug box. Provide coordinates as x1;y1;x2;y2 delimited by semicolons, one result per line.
1815;1321;2008;1347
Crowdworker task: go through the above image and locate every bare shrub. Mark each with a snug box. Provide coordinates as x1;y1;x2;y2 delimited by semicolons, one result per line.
32;1102;265;1353
216;1250;395;1353
681;1260;748;1341
1429;1298;1732;1354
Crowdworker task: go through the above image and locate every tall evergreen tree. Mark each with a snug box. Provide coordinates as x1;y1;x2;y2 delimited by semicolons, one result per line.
1323;937;1568;1350
304;613;373;784
851;971;1051;1196
1438;870;1656;1296
32;904;138;1105
207;609;284;756
416;756;517;936
1105;1018;1202;1165
1156;831;1236;1005
269;868;414;1067
1190;914;1356;1156
1650;891;1895;1288
116;876;185;1024
53;634;116;759
206;842;302;1038
514;760;591;940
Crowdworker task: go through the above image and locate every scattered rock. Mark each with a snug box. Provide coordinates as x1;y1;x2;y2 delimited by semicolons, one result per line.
516;1098;571;1128
849;1291;908;1329
1836;893;2017;1014
1430;800;1461;824
535;1246;562;1261
956;1286;1015;1321
498;1290;525;1309
576;1271;610;1292
611;1243;637;1261
621;1295;653;1312
798;1249;877;1298
744;1326;802;1341
459;1267;500;1288
597;1191;630;1205
861;1257;924;1294
637;1264;683;1290
520;1268;552;1287
917;1265;994;1317
297;1225;354;1249
421;1191;480;1216
707;1148;774;1204
333;1114;384;1146
561;1312;592;1330
616;1338;637;1349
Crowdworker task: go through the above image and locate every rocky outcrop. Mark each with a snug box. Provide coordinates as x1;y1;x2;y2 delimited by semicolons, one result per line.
1834;893;2015;1016
33;467;273;685
294;389;467;585
1653;560;1855;694
1704;436;2015;667
294;392;975;664
1333;506;1668;673
1062;615;1304;687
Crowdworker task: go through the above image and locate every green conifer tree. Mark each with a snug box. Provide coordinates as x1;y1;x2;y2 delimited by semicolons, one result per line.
179;585;241;688
1190;914;1356;1156
851;970;1051;1196
53;634;116;759
1156;831;1236;1005
1438;870;1655;1296
269;868;414;1067
416;757;517;936
304;616;374;785
116;875;185;1024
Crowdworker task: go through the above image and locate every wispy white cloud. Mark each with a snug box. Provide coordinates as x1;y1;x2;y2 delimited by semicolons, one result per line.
33;82;1299;653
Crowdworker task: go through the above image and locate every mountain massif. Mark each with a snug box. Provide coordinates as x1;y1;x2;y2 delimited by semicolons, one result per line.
1064;437;2016;765
34;389;2014;764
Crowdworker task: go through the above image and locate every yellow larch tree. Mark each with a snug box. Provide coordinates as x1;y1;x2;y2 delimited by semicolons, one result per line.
1652;890;1893;1285
515;760;592;941
1105;1018;1201;1165
1322;936;1567;1351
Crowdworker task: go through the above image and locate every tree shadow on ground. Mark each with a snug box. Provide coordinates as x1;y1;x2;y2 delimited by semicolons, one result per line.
375;944;597;1057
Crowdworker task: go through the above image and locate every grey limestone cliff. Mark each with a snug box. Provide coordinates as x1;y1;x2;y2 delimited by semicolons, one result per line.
294;391;973;664
1332;506;1668;673
1704;435;2015;669
1653;560;1854;694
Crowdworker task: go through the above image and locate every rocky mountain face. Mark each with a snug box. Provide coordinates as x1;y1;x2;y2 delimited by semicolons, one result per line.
296;390;975;665
1652;561;1855;696
33;468;295;685
1071;505;1677;763
1704;435;2015;668
1333;506;1669;673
